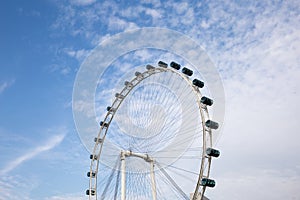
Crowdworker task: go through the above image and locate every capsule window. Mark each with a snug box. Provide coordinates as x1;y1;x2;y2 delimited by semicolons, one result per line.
193;79;204;88
115;93;125;99
182;67;193;76
94;137;103;143
86;189;96;195
135;71;143;77
205;120;219;130
106;106;115;112
90;154;98;160
170;61;181;70
146;64;155;70
100;121;108;127
206;148;220;157
87;171;96;178
124;81;133;88
201;178;216;187
158;61;168;68
201;96;213;106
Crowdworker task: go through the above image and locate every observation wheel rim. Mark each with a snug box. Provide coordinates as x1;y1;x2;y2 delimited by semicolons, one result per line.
88;63;213;200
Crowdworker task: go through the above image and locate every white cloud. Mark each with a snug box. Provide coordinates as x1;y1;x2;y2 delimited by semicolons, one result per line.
69;0;96;6
44;193;85;200
0;79;15;94
61;66;71;75
0;175;36;200
90;33;111;46
200;1;300;199
145;8;162;19
108;16;139;31
200;20;210;29
64;48;91;61
207;168;300;200
49;65;73;75
0;127;87;200
0;133;66;175
173;2;189;15
141;0;161;7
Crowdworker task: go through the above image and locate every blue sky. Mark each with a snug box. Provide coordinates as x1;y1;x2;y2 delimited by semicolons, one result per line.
0;0;300;199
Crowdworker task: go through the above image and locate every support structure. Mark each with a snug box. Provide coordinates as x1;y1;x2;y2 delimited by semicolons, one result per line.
150;160;157;200
120;150;157;200
120;151;126;200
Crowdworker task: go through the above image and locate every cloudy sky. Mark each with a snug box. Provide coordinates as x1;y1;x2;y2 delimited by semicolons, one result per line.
0;0;299;199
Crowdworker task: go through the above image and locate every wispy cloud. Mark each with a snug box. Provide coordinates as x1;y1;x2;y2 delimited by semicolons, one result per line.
49;64;73;75
0;79;15;94
69;0;96;6
207;168;300;199
0;175;37;200
44;193;85;200
0;134;65;175
64;48;91;62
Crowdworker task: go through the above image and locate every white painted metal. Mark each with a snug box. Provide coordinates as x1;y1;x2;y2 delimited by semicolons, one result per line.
120;151;126;200
190;193;210;200
120;150;157;200
150;160;157;200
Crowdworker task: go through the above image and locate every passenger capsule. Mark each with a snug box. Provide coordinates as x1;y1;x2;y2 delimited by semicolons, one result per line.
205;120;219;129
206;148;220;157
100;121;108;127
124;81;133;88
182;67;193;76
86;189;96;196
106;106;115;112
87;171;96;178
115;93;125;99
170;61;181;70
158;61;168;68
201;96;213;106
201;178;216;187
135;71;143;77
94;137;103;143
193;79;204;88
146;64;155;70
90;154;98;160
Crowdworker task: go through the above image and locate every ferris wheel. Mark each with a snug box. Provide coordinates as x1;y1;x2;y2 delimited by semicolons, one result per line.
86;61;220;200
